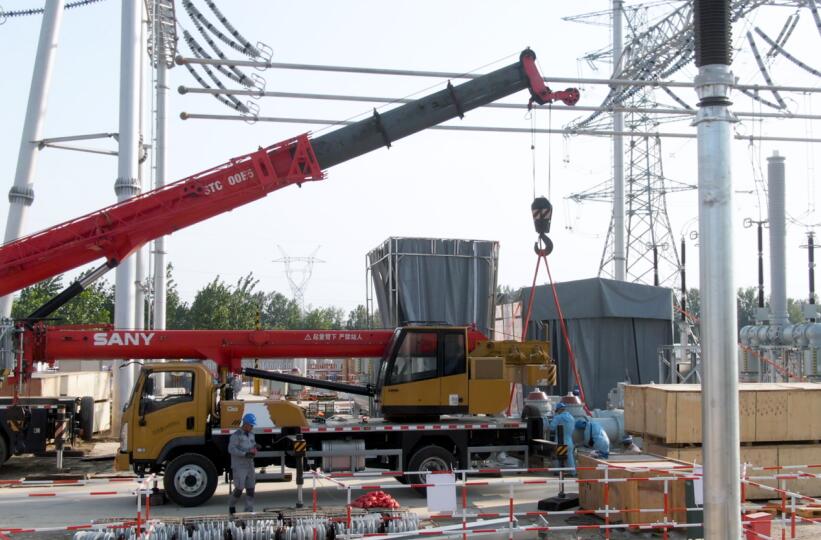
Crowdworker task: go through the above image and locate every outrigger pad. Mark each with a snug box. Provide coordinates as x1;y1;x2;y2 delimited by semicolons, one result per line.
538;494;579;511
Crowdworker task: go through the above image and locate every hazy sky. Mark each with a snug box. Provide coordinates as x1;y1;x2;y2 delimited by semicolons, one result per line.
0;1;819;315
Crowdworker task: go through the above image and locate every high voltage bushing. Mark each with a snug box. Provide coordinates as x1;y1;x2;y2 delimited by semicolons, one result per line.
694;0;732;67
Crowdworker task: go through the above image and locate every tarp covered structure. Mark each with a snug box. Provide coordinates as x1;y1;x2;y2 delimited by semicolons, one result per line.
520;277;673;409
368;237;498;332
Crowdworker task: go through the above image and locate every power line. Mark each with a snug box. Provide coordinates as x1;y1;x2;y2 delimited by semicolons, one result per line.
178;112;821;144
0;0;104;19
174;56;821;94
177;86;821;122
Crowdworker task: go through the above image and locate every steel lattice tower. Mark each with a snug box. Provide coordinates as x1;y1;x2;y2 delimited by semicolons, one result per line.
274;246;324;313
566;0;770;287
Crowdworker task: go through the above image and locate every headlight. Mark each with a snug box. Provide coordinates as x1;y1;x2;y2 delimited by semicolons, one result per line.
120;422;128;452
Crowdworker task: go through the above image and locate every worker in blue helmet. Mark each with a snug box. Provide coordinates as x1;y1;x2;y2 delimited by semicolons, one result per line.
549;402;577;471
575;418;611;459
228;413;259;515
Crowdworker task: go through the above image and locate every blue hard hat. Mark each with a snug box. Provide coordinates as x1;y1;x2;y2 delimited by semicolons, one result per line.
554;402;566;412
575;419;587;430
242;413;257;426
622;435;634;444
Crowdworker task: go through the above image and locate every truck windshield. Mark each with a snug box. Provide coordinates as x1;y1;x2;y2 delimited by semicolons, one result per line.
141;371;194;414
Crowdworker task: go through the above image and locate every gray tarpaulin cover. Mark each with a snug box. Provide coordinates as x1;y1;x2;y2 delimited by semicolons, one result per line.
521;278;673;409
368;238;499;332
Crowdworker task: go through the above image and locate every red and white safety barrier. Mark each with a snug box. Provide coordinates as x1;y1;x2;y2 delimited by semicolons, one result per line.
0;476;139;488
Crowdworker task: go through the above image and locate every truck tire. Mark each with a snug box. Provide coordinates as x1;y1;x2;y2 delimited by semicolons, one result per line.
163;453;218;507
78;396;95;442
405;445;454;496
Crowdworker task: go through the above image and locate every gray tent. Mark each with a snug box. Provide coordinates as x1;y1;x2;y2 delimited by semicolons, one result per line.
368;237;499;332
520;277;673;409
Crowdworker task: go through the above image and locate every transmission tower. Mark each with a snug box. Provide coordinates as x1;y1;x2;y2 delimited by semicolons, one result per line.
565;0;775;287
274;246;324;312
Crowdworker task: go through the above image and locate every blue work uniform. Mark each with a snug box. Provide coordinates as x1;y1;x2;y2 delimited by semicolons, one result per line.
584;421;611;459
227;428;257;513
549;411;577;469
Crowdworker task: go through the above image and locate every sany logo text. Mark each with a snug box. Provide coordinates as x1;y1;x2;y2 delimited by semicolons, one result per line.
93;332;155;346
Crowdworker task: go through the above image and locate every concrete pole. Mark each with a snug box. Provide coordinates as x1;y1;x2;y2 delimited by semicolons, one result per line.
112;0;143;431
0;0;65;317
612;0;626;280
152;50;169;333
768;152;788;325
694;39;742;540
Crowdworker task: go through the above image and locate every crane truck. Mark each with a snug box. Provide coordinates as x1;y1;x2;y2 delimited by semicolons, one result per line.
0;49;578;504
16;324;555;506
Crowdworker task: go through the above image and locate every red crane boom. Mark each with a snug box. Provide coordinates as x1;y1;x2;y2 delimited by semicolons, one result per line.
0;49;578;298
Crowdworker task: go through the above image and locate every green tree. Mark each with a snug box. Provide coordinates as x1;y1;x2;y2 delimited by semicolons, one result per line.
164;263;192;329
302;306;345;329
188;273;262;329
737;287;759;328
11;277;62;320
787;297;805;324
261;292;302;329
11;275;113;325
344;304;383;329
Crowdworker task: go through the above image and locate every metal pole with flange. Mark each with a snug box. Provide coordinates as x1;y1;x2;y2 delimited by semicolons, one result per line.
152;32;169;336
0;0;65;317
693;0;741;537
112;0;144;431
612;0;625;281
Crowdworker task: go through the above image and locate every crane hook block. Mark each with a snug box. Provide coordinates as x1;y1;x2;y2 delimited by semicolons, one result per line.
531;197;553;235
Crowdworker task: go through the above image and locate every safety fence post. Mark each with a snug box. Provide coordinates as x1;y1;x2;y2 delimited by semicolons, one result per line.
780;477;787;540
790;492;796;538
295;434;306;508
312;471;318;513
55;405;66;471
662;478;669;540
603;464;610;539
508;483;514;540
461;471;467;540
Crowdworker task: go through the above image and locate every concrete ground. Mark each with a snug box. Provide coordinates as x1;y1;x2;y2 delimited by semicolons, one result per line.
0;445;818;539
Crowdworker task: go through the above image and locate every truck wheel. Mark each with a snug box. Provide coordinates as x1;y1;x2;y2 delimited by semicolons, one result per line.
163;453;218;507
78;396;95;442
405;445;453;496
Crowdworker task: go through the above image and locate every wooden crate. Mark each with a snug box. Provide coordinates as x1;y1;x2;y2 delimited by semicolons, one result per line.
778;444;821;498
623;384;646;434
779;383;821;441
754;384;790;442
625;383;821;444
577;453;688;525
0;372;111;400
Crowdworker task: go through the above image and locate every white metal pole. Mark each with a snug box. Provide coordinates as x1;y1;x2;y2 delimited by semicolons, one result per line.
134;9;147;335
112;0;143;431
152;50;169;333
612;0;626;281
0;0;65;317
695;62;741;539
